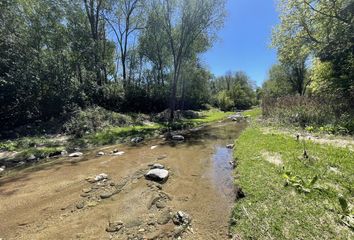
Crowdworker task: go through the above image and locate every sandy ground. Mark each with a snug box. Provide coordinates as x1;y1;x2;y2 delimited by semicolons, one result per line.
0;121;246;240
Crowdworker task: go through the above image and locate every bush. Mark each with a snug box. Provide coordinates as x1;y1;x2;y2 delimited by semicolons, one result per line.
262;96;352;134
64;106;132;137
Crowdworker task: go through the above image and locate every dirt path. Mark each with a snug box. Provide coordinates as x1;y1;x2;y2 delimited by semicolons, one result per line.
0;121;246;240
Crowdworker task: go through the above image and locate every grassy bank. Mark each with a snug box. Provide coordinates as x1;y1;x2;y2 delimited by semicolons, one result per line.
231;109;353;239
0;109;233;167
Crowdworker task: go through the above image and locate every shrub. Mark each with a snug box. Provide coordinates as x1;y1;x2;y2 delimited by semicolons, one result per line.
64;106;132;137
262;96;352;133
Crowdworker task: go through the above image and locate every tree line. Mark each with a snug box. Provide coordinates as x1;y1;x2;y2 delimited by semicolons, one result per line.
261;0;353;132
1;0;258;132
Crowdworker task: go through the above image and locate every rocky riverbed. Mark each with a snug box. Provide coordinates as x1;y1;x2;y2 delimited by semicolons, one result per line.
0;120;246;239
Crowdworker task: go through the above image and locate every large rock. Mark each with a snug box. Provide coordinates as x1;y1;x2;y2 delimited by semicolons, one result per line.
145;169;169;183
69;152;83;157
0;166;5;173
172;135;185;141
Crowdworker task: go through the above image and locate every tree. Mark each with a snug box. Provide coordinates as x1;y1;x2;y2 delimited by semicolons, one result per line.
272;0;353;109
154;0;226;122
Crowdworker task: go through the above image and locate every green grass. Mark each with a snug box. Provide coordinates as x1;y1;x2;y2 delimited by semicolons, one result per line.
232;124;353;239
86;124;162;146
0;136;63;152
243;107;262;118
86;109;234;145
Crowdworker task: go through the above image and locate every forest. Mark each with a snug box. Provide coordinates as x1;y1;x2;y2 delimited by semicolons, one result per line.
1;0;257;136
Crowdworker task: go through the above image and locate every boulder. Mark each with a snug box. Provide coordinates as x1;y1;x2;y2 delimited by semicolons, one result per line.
172;135;184;141
69;152;83;157
150;145;158;150
0;166;5;173
131;137;144;144
145;169;169;183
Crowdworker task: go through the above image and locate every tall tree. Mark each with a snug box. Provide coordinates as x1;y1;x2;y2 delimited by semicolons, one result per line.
155;0;225;121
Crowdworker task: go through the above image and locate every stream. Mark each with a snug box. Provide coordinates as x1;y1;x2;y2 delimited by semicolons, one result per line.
0;120;246;240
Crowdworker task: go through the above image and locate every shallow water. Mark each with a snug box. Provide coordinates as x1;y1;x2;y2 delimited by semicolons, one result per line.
0;120;246;240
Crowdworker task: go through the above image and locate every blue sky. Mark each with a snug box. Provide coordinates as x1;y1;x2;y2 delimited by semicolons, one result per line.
202;0;280;86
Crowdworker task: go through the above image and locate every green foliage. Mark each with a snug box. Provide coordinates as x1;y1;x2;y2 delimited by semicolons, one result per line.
271;0;353;123
216;91;234;111
283;170;319;193
64;107;132;137
338;194;354;229
211;71;256;110
232;124;354;238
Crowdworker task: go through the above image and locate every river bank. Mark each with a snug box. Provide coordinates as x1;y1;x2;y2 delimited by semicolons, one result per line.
0;109;234;176
231;109;354;239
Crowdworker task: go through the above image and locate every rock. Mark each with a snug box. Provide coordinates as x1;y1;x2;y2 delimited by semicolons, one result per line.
150;145;158;150
145;169;169;183
150;163;164;169
94;173;108;181
172;211;191;226
100;192;113;199
172;135;184;141
131;137;144;144
106;221;123;232
69;152;83;157
82;188;92;193
156;201;167;209
112;149;119;153
148;194;161;209
226;144;235;149
0;166;5;173
97;151;105;156
27;154;36;161
157;210;171;225
61;150;68;156
173;226;185;237
76;201;84;209
113;151;125;156
80;193;89;197
157;155;167;160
